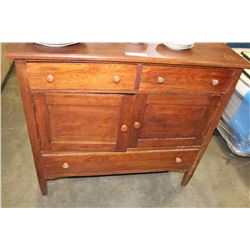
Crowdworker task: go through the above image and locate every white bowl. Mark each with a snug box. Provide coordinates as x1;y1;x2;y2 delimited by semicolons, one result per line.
35;42;78;47
162;43;194;50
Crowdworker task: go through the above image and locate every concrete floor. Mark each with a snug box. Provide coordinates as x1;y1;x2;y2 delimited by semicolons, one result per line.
1;70;250;207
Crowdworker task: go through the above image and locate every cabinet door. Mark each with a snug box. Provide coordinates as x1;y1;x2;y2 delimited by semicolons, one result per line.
32;93;134;152
129;93;220;148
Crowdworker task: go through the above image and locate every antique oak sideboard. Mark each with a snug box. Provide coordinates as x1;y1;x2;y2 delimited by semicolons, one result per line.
6;43;250;195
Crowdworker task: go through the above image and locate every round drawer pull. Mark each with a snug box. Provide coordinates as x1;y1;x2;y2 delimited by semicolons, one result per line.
62;162;70;169
47;74;55;83
157;76;165;84
113;75;121;83
211;79;219;86
133;122;141;129
175;157;182;163
121;124;129;133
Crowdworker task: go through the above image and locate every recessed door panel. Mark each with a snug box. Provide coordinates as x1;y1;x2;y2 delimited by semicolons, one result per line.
48;105;120;143
33;93;134;152
140;105;207;139
129;93;220;148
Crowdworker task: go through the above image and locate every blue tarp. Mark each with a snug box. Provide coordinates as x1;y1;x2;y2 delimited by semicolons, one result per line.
228;91;250;154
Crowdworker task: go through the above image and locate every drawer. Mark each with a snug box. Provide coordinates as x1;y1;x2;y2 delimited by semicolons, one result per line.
42;149;198;179
26;63;137;90
140;65;233;93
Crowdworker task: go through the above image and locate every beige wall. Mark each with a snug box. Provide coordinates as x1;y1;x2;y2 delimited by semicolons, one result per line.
1;43;13;83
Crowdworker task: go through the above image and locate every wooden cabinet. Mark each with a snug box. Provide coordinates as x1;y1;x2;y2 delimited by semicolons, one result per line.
6;43;249;195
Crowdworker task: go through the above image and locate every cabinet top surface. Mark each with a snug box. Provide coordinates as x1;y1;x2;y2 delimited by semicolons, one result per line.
6;43;250;69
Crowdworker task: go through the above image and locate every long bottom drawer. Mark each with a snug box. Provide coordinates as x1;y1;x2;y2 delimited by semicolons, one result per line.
42;149;199;179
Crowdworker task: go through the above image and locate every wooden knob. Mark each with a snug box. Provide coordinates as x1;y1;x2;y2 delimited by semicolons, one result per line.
121;124;128;133
47;74;54;83
113;75;121;83
175;157;182;163
133;122;141;129
211;79;219;86
157;76;165;84
62;162;70;169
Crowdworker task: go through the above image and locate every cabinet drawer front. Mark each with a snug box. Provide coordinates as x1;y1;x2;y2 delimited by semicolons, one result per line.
140;66;233;93
42;149;198;179
27;63;137;90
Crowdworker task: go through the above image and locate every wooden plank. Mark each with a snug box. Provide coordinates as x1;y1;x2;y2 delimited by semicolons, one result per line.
136;138;197;148
128;94;147;147
146;93;210;105
135;63;143;89
32;93;51;150
45;93;122;106
5;43;250;69
116;95;136;151
49;143;116;152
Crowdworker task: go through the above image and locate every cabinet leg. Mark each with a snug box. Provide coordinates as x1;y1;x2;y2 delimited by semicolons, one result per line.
181;171;193;186
38;176;48;195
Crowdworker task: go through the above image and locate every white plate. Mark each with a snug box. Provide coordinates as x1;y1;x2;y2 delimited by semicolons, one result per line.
35;42;78;47
162;43;194;50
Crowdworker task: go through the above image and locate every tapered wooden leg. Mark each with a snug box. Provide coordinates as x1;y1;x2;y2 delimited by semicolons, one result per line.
35;157;48;195
181;171;193;186
38;175;48;195
34;158;48;195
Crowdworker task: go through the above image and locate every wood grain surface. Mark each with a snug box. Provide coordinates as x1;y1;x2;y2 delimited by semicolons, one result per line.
6;43;250;69
26;62;137;90
42;149;199;179
32;93;130;152
140;65;233;93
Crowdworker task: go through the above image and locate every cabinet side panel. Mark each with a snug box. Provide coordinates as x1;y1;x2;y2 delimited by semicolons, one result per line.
182;69;243;185
15;60;47;194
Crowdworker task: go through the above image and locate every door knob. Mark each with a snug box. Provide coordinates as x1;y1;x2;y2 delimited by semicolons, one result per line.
47;74;55;83
133;122;141;129
120;124;129;133
113;75;121;83
157;76;165;84
211;79;219;86
62;162;70;169
175;157;182;163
